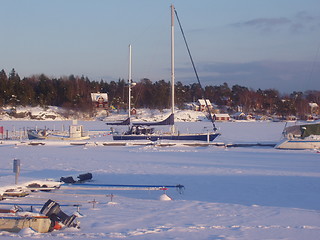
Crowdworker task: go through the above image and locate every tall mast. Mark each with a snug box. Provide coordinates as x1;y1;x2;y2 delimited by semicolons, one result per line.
171;5;175;134
128;44;132;119
171;5;175;116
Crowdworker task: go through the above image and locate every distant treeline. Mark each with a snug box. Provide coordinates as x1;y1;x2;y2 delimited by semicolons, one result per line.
0;68;319;118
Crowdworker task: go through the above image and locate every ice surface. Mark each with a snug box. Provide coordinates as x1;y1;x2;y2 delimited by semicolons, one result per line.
0;117;319;239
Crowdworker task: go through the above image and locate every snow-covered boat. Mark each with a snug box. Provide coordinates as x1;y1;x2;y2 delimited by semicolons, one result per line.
0;214;52;233
275;122;320;149
0;199;78;233
110;5;220;142
27;121;90;141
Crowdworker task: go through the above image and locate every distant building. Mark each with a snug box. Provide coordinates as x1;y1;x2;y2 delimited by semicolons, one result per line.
232;112;254;120
196;99;213;112
213;113;230;121
131;108;137;115
232;112;246;120
255;115;269;121
309;102;319;115
91;93;108;110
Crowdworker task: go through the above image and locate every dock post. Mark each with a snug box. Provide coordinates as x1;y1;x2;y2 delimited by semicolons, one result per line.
13;159;21;185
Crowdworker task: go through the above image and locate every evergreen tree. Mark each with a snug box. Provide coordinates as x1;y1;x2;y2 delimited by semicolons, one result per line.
0;69;8;105
0;68;318;118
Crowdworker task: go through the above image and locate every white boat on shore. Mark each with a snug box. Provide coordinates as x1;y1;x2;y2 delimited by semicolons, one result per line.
275;122;320;149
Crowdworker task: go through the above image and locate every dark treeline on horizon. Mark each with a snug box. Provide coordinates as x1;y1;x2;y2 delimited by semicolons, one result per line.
0;69;319;118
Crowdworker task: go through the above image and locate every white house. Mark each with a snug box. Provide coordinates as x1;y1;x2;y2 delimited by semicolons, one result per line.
196;99;213;112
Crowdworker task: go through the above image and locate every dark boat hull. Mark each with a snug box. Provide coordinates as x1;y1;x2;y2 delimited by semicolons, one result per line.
113;132;220;141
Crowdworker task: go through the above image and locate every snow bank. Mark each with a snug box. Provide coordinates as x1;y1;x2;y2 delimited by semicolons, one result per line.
1;106;67;120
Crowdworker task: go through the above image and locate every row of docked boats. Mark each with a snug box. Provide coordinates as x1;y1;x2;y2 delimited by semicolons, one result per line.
25;118;320;150
104;4;320;150
21;4;320;150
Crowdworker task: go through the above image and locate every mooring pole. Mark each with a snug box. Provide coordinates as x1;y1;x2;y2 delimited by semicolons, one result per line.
13;158;21;185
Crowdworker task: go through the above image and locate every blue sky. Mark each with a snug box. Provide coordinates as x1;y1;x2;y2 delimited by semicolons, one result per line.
1;0;319;93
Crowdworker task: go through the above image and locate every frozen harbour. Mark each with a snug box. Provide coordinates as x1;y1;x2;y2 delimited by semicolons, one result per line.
0;119;320;239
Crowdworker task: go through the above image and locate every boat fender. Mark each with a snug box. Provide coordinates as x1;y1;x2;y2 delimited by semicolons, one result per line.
288;133;294;140
53;221;63;230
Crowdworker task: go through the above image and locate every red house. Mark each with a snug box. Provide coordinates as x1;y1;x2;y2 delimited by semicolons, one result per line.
91;93;108;109
213;114;230;121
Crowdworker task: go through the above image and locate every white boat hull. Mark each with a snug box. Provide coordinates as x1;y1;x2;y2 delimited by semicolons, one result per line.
27;130;90;141
275;138;320;149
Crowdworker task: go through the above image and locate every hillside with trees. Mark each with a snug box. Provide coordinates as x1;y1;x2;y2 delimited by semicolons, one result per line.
0;69;319;119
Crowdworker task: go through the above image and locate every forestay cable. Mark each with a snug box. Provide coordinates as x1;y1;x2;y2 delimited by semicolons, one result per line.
174;8;217;131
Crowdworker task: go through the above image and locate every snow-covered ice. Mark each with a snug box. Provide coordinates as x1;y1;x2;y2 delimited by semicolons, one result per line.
0;118;320;239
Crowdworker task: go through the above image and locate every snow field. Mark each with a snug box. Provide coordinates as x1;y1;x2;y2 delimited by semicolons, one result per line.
0;120;319;239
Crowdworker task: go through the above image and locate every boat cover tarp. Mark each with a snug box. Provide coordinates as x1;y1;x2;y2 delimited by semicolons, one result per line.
132;113;174;126
301;123;320;138
106;117;130;125
284;125;301;136
285;123;320;138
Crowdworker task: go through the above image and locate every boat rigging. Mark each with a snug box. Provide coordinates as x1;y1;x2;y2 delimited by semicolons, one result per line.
108;5;220;142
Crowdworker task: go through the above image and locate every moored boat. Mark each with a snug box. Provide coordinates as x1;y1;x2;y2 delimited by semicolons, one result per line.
111;5;220;142
27;121;90;141
113;128;220;141
275;122;320;149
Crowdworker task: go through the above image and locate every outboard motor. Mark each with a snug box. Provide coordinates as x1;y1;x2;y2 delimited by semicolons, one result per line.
60;172;92;184
77;173;92;182
60;176;76;184
40;199;77;227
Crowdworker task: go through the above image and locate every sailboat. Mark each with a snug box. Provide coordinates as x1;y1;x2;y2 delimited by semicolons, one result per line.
106;44;134;127
111;5;220;142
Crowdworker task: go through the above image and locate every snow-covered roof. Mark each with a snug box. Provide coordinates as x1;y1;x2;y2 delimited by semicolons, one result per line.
232;112;245;117
214;114;230;117
309;103;319;108
198;99;212;106
91;93;108;102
